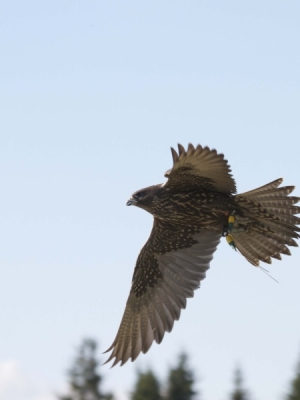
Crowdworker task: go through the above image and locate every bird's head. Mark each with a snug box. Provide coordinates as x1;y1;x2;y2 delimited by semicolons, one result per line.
126;185;162;213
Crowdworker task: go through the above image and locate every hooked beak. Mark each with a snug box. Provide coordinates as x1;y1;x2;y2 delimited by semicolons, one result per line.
126;197;137;206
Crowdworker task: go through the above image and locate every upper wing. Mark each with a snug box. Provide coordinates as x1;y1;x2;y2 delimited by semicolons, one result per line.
104;220;221;366
164;143;236;194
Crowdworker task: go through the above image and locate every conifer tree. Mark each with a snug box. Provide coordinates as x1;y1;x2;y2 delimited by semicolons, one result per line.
131;369;162;400
58;338;113;400
230;365;249;400
286;354;300;400
166;352;196;400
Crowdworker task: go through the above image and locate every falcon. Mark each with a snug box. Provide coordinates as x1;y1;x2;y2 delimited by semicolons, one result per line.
105;144;299;366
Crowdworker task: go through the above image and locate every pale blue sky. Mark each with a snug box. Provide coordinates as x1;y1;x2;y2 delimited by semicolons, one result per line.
1;1;300;399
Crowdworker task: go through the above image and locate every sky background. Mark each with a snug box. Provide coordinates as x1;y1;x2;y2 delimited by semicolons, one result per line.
1;1;300;399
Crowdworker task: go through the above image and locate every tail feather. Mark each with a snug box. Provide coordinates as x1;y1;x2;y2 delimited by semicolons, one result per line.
263;231;298;248
250;234;288;258
264;205;300;215
232;178;299;266
232;233;261;266
257;196;299;207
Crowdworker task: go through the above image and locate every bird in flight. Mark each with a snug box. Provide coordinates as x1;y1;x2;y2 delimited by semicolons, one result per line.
105;144;299;366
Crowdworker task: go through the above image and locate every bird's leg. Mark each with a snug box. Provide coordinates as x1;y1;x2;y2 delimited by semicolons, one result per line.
222;224;229;237
229;213;251;233
222;212;250;236
222;211;236;236
229;215;251;233
223;212;251;250
222;212;237;250
226;234;237;250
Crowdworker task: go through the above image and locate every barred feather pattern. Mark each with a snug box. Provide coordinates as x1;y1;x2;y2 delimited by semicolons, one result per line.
104;229;221;366
232;179;300;266
164;143;237;194
105;144;300;367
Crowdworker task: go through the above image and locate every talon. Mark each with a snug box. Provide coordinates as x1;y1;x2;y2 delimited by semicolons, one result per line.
222;224;228;237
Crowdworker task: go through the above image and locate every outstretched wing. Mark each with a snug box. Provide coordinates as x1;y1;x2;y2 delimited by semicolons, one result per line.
104;220;221;366
164;143;236;194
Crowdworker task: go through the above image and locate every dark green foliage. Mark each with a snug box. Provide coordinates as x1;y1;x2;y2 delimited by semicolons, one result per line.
58;338;113;400
287;355;300;400
230;366;249;400
131;369;162;400
166;352;196;400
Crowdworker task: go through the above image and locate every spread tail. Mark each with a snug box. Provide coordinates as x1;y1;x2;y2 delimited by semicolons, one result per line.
230;178;300;266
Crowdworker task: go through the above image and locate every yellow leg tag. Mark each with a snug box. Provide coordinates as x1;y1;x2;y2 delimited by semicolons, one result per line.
228;215;235;232
226;234;236;250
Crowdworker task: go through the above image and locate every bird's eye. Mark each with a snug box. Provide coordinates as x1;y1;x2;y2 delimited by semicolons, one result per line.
134;191;144;199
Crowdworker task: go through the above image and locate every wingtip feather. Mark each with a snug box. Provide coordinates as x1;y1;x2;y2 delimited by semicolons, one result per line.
170;147;179;164
177;143;185;156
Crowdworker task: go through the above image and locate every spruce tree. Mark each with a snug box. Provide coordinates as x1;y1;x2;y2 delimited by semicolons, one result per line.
166;352;196;400
59;338;113;400
287;354;300;400
230;366;249;400
131;369;162;400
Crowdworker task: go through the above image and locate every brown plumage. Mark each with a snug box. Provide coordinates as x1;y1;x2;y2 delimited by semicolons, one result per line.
105;143;300;366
